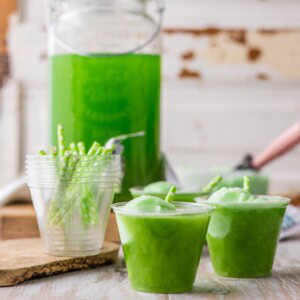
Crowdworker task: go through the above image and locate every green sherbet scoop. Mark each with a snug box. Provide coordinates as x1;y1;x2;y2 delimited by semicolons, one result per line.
143;181;175;194
208;176;254;203
125;195;176;212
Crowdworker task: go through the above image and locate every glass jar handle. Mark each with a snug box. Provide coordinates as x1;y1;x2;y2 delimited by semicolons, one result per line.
49;0;165;56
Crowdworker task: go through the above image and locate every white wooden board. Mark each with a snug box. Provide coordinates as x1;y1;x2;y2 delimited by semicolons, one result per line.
0;239;299;299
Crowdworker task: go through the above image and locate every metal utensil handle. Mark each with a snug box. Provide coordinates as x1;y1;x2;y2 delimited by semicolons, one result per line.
49;0;165;56
105;131;145;152
252;122;300;169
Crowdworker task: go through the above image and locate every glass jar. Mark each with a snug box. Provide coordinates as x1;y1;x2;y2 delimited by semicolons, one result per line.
48;0;165;201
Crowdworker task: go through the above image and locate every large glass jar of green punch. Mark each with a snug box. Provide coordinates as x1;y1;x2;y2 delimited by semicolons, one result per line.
48;0;165;201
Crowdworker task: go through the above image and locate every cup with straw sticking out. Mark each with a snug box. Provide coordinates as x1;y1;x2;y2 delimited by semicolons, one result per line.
112;186;215;293
130;175;222;202
197;176;290;278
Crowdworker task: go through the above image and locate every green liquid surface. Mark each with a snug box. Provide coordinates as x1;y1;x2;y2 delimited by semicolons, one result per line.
116;212;211;293
130;189;207;203
207;204;286;278
50;53;164;201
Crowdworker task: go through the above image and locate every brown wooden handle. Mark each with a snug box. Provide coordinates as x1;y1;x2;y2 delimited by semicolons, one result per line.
252;122;300;169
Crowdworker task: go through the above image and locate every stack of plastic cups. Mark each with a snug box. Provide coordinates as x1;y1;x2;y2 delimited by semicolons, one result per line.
26;154;123;257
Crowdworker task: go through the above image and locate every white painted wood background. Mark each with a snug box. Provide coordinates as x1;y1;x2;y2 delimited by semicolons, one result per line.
0;0;300;194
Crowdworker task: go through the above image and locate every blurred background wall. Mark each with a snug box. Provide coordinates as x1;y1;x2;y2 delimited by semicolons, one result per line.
0;0;299;195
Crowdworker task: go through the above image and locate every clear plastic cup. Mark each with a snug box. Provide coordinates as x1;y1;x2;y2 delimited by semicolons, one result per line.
112;202;215;293
196;195;290;278
26;155;123;257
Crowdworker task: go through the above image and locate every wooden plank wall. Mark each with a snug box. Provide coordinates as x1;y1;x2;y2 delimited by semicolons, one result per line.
0;0;299;195
0;0;19;186
0;0;16;86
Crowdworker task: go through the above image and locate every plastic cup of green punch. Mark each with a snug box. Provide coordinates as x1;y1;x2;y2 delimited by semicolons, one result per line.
130;176;222;203
112;187;215;293
197;176;290;278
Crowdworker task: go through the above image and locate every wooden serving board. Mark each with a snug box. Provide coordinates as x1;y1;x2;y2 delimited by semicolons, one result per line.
0;238;119;287
0;204;39;240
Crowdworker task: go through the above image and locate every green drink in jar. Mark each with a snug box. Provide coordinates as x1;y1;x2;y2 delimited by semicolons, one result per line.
48;0;166;201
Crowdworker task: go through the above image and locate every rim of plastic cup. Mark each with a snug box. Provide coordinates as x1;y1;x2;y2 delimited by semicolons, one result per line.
25;160;121;163
25;165;122;170
26;175;122;181
26;154;121;160
130;187;209;197
26;179;121;183
26;174;122;181
25;171;123;179
195;195;291;207
26;181;121;186
26;177;123;182
25;165;122;169
26;154;121;157
25;167;122;172
26;175;122;179
25;159;122;163
27;182;120;188
25;170;122;176
25;169;122;174
25;175;122;182
25;163;121;168
26;178;121;185
26;174;122;179
25;162;122;167
111;201;215;216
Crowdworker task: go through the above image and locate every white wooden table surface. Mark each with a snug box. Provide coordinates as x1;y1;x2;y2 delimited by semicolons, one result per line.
0;239;299;300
